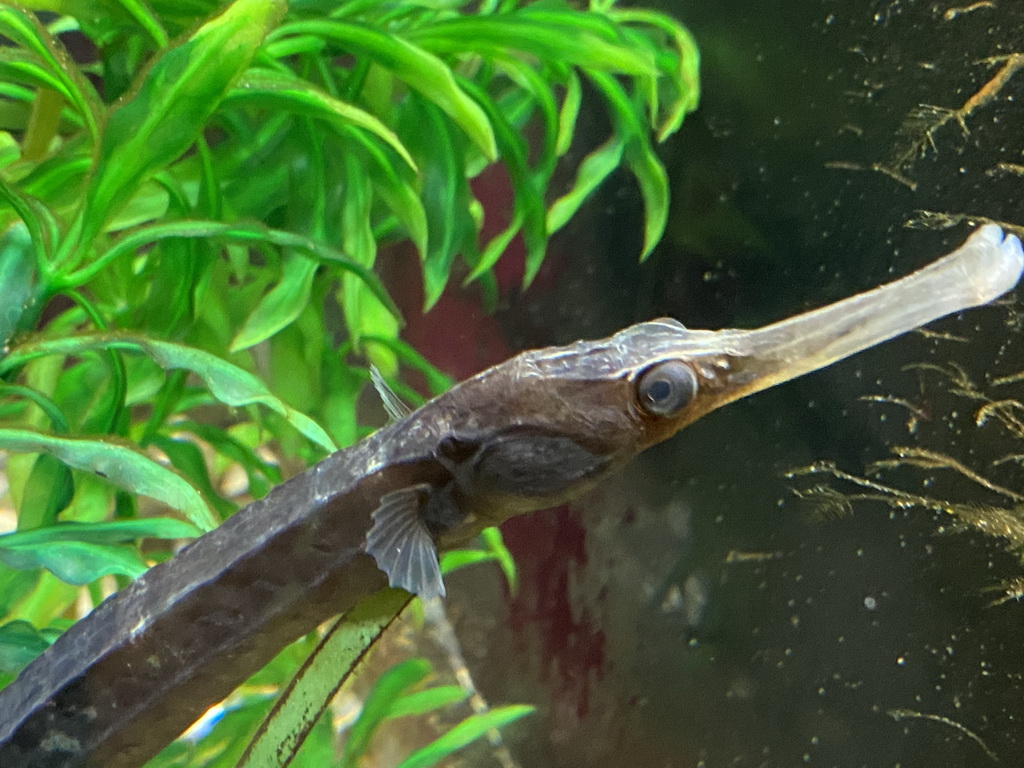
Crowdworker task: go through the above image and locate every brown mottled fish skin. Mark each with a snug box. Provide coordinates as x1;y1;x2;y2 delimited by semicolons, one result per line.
0;225;1019;767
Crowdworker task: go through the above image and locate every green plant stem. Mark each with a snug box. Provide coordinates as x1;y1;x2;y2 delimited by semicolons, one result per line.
20;88;63;162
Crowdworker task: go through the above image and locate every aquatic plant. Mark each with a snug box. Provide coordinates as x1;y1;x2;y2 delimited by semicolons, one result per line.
0;0;699;763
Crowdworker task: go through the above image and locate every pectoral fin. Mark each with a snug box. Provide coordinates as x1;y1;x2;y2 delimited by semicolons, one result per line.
365;484;446;599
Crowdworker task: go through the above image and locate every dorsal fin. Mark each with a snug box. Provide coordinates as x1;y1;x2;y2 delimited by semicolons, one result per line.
370;365;413;422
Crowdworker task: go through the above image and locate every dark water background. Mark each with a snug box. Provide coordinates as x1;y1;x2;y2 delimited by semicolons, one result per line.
422;1;1024;766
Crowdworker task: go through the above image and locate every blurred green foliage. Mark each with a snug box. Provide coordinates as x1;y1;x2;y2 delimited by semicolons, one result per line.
0;0;698;763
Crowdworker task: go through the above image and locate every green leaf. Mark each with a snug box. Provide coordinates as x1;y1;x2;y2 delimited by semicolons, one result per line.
389;685;467;720
587;71;668;260
77;0;285;247
150;436;237;519
111;0;170;48
231;254;318;352
0;428;217;531
470;213;522;289
0;620;53;677
398;98;476;310
18;454;73;531
610;8;701;141
0;517;200;547
0;52;68;99
0;175;58;268
176;419;281;493
493;57;559;178
322;356;364;451
238;588;410;768
0;6;100;143
195;136;222;219
0;540;148;586
0;568;40;618
440;549;496;573
0;384;69;435
0;515;199;586
456;77;547;289
0;334;337;453
395;705;535;768
547;136;624;235
342;658;432;768
340;152;399;374
269;20;497;160
481;526;517;595
408;9;657;76
62;219;400;323
359;130;428;259
0;223;37;349
226;69;417;172
556;70;581;157
626;140;669;261
440;526;517;593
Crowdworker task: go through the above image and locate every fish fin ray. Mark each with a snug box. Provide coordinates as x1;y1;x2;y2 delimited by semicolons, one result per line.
370;365;413;422
366;484;446;599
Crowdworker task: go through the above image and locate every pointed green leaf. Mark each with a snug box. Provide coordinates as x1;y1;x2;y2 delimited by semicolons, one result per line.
81;0;285;242
547;136;624;235
0;540;148;586
195;136;222;219
456;77;547;288
408;11;657;77
0;335;337;453
111;0;169;48
493;57;559;177
467;212;522;286
460;78;548;288
340;153;399;374
269;20;497;160
19;454;73;531
0;428;217;531
481;525;518;595
626;141;669;261
226;69;417;171
0;517;201;547
588;71;668;259
0;6;100;142
62;219;400;321
0;569;40;619
231;255;318;352
0;384;69;435
398;99;476;310
395;705;535;768
556;70;582;157
610;8;701;141
150;436;237;519
238;588;410;768
176;419;281;493
342;658;432;767
0;52;68;99
0;620;54;677
440;549;496;573
388;685;467;720
352;128;428;260
0;223;37;349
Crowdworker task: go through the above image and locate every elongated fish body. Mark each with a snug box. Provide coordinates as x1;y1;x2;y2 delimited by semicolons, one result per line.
0;225;1020;767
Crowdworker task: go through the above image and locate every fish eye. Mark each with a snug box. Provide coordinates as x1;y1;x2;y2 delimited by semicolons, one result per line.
636;361;698;417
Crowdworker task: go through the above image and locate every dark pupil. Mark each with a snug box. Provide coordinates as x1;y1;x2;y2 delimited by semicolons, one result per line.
647;378;672;402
